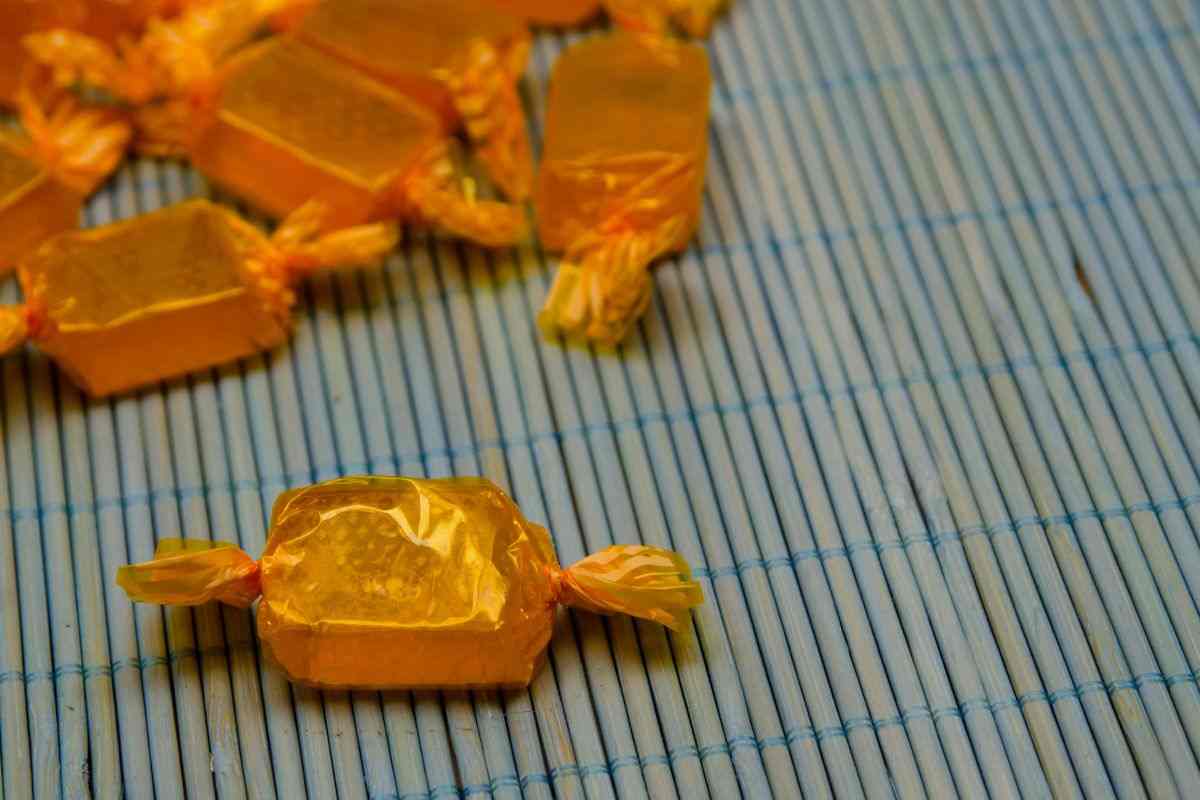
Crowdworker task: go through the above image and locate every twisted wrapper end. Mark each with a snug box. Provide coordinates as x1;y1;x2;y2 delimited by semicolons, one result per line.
265;0;320;32
244;200;400;315
14;81;132;193
400;144;528;248
539;215;686;346
0;306;33;358
605;0;726;37
550;545;704;631
669;0;725;37
441;36;535;201
23;29;160;104
117;539;262;608
24;0;293;154
537;150;701;344
604;0;669;35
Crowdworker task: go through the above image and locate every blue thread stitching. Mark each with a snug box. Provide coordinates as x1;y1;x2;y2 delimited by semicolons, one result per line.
680;491;1200;581
5;640;1196;759
716;22;1196;108
4;331;1198;525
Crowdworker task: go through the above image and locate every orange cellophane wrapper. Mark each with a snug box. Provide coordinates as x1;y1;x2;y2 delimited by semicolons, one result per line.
535;34;711;345
0;86;131;272
25;9;526;246
0;198;396;396
0;1;66;106
117;476;704;690
23;0;291;117
73;0;176;41
187;38;526;245
485;0;600;26
604;0;727;37
0;0;188;105
282;0;535;200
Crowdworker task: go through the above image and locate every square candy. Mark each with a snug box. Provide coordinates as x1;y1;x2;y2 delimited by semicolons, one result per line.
192;38;444;229
0;138;81;271
21;201;288;396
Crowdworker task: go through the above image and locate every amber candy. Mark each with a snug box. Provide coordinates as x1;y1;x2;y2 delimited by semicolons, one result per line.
486;0;600;26
280;0;535;200
0;87;131;272
117;476;704;690
27;17;526;248
603;0;728;37
536;34;711;345
0;199;396;397
0;0;186;106
26;0;295;107
484;0;725;36
191;39;525;245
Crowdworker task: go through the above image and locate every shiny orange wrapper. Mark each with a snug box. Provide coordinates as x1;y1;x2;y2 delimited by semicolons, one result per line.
604;0;728;38
26;4;526;247
190;38;525;245
117;476;704;690
536;34;711;345
0;198;396;396
0;86;131;272
0;0;186;106
281;0;535;200
486;0;600;26
483;0;725;36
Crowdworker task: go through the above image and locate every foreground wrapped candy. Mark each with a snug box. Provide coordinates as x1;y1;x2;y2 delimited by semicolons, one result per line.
536;34;711;345
279;0;535;200
0;87;131;271
117;477;704;689
0;199;396;396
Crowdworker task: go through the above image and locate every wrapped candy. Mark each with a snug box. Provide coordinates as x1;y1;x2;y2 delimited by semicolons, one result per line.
536;34;711;345
278;0;535;200
28;19;526;247
24;0;289;145
0;86;131;272
0;0;187;105
604;0;728;38
0;198;396;397
0;1;67;106
116;476;704;690
484;0;726;36
486;0;600;26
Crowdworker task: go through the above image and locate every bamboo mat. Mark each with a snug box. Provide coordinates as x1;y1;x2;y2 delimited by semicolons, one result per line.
5;0;1200;797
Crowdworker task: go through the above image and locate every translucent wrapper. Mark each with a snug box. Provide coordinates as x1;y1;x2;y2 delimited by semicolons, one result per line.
24;0;291;136
0;199;396;396
484;0;725;36
0;0;188;105
486;0;600;26
280;0;535;200
536;35;711;345
117;477;704;690
604;0;728;38
0;85;131;272
26;5;527;247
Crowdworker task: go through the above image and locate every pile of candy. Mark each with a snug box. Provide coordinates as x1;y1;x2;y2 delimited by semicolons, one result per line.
1;0;724;396
0;1;721;689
